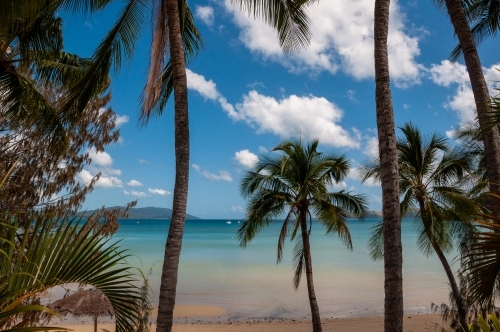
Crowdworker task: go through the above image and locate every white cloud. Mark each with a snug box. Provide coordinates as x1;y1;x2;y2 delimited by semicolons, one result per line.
148;188;171;195
88;147;113;167
347;166;379;186
77;169;123;188
202;170;233;182
78;148;123;188
186;69;238;118
224;0;421;85
139;159;149;164
192;164;233;181
233;91;359;148
363;136;379;158
115;114;129;127
234;149;259;168
127;180;143;187
195;5;214;26
259;146;268;153
232;205;244;212
187;70;358;148
123;190;149;197
428;60;500;123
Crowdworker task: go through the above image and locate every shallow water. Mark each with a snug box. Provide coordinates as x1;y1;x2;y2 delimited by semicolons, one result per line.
106;218;457;320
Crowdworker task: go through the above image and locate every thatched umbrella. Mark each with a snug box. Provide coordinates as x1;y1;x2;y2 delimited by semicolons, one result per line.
50;288;114;332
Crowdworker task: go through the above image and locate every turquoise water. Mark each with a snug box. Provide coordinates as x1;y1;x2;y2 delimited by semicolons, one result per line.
113;218;455;320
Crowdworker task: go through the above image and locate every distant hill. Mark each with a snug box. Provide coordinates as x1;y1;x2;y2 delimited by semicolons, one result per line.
76;206;199;220
346;210;418;219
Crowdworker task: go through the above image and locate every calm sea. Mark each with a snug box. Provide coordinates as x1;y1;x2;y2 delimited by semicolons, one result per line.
111;218;455;320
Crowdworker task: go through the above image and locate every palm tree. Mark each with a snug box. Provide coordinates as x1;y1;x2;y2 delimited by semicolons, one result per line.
361;123;480;330
238;139;368;332
436;0;500;198
2;2;202;330
373;1;404;330
137;1;202;331
229;1;405;328
0;213;142;331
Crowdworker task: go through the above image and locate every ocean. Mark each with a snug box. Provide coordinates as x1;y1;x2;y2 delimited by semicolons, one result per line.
112;218;456;320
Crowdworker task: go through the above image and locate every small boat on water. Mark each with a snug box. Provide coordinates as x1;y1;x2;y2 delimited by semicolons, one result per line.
226;220;232;224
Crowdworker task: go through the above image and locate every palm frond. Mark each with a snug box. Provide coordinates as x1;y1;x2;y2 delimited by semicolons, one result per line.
139;0;203;125
367;221;384;261
59;0;148;119
231;0;312;54
292;236;305;289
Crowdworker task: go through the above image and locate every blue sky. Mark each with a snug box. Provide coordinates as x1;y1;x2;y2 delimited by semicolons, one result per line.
62;0;500;219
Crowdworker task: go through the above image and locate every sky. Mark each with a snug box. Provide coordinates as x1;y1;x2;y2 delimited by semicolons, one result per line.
60;0;500;219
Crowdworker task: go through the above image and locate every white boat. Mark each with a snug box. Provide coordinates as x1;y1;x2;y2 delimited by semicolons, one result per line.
226;220;232;224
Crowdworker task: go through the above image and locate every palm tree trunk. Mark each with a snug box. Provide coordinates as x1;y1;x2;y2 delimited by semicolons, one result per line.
300;213;322;332
430;235;467;330
374;1;403;331
418;202;468;330
156;0;190;331
94;314;97;332
443;0;500;196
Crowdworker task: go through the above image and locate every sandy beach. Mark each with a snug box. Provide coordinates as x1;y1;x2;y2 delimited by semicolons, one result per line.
51;304;449;332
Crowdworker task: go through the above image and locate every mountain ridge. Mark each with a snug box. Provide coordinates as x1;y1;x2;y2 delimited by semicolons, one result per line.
76;206;200;220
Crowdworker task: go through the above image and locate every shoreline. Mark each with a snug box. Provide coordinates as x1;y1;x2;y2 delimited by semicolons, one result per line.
50;304;450;331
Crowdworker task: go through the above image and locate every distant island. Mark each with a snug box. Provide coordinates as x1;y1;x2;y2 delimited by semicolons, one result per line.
76;206;200;220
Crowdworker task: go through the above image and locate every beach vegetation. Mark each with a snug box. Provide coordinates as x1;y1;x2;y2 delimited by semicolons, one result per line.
361;123;480;330
238;138;368;332
0;212;142;331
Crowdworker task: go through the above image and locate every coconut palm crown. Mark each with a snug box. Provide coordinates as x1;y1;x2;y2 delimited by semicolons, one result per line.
238;139;367;332
361;123;479;330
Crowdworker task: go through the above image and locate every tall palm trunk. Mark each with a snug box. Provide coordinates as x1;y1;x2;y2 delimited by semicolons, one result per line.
419;202;467;329
156;0;190;331
444;0;500;196
299;212;322;332
374;1;403;331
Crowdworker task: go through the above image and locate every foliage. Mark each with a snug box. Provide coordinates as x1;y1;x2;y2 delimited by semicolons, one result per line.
231;0;313;54
238;138;368;287
0;212;142;331
361;123;478;260
0;80;123;223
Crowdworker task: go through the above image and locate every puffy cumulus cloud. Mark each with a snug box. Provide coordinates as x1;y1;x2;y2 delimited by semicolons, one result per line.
88;147;113;167
186;69;238;117
428;60;500;123
78;148;124;188
234;149;258;168
187;70;358;148
224;0;421;85
124;190;148;197
195;5;214;26
115;115;129;127
78;169;123;188
149;188;171;195
127;179;143;187
233;91;360;148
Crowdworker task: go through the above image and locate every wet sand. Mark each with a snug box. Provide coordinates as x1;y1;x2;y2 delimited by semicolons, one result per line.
50;304;449;331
